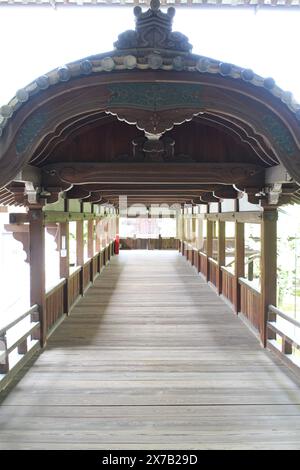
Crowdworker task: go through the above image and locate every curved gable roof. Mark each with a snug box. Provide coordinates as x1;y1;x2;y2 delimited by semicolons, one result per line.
0;0;300;194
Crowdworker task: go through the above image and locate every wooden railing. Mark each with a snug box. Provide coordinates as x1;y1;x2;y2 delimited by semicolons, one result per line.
267;305;300;371
221;267;235;306
68;266;81;310
208;257;218;288
239;278;262;334
0;241;115;393
45;279;66;334
0;305;40;384
121;237;178;250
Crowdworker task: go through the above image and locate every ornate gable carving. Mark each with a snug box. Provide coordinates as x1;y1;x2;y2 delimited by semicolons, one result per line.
114;0;192;53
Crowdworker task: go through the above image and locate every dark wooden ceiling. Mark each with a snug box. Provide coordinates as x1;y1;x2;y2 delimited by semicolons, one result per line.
31;114;270;167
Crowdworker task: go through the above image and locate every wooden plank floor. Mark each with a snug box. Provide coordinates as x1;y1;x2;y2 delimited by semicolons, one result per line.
1;250;300;449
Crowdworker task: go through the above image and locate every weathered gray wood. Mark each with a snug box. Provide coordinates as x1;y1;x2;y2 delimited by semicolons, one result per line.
0;251;300;449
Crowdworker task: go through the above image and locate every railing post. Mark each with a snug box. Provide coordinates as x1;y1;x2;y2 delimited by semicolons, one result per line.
217;220;225;295
0;333;9;374
282;338;293;355
261;208;277;347
234;221;245;313
31;306;40;341
29;206;46;347
18;339;28;355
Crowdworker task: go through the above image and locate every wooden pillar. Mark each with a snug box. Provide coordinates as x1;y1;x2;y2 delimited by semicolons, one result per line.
217;220;225;295
176;209;180;249
59;222;69;278
116;210;119;239
76;220;84;266
192;208;197;264
234;222;245;313
185;207;189;245
87;219;94;259
187;205;192;262
95;218;101;253
261;208;277;346
59;221;69;313
29;207;46;347
76;220;84;295
181;206;185;255
192;212;196;247
206;219;213;282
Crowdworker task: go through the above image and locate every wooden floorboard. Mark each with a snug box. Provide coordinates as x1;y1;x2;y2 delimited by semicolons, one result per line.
0;250;300;449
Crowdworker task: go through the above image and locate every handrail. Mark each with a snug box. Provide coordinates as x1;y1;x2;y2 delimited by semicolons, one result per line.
46;278;66;298
221;266;234;276
69;265;81;277
269;304;300;329
0;303;40;381
238;277;261;295
267;305;300;369
208;257;218;266
0;304;38;337
7;323;39;355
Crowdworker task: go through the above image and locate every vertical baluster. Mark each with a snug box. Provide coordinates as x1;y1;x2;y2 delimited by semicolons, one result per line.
282;338;293;355
18;339;28;355
0;333;9;374
267;309;277;341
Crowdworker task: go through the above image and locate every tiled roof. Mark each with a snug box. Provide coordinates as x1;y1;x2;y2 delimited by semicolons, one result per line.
0;0;300;6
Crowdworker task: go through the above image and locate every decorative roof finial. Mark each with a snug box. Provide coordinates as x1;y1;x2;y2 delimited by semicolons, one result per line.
114;0;192;53
150;0;160;11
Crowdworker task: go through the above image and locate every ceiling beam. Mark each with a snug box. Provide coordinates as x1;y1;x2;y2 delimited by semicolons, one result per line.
43;163;265;186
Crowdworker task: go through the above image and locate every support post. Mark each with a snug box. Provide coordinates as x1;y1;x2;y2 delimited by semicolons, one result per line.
95;217;101;253
29;207;46;347
87;219;94;259
206;219;213;282
217;220;225;295
181;206;185;255
59;221;69;313
115;210;119;254
88;219;94;281
76;220;84;295
76;220;84;267
261;208;277;346
191;210;196;266
234;222;245;313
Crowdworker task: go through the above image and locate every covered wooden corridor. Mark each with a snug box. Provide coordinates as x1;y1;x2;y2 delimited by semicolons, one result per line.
0;250;300;450
1;0;300;450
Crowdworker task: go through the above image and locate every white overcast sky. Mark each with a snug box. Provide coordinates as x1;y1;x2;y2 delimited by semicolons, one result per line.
0;6;300;105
